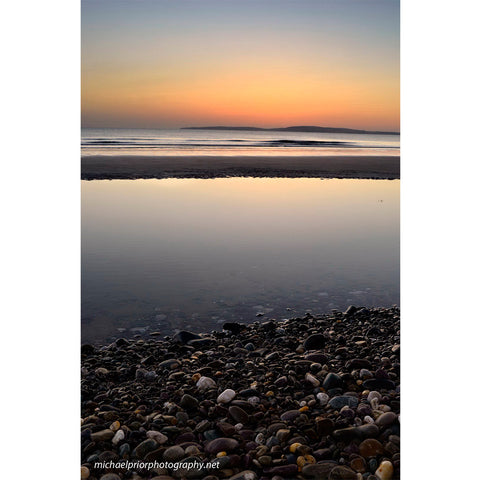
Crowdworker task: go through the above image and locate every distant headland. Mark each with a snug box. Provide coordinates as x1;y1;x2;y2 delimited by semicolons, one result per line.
182;125;400;135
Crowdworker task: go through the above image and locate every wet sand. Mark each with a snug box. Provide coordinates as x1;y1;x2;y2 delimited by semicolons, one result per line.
81;155;400;180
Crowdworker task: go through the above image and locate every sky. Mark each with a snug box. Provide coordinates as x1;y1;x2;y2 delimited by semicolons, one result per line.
82;0;399;130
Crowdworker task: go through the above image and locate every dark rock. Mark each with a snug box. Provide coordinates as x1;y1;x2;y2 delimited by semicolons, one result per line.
304;334;326;350
358;439;384;458
329;465;358;479
323;373;343;390
223;322;246;334
328;396;359;409
229;406;249;424
205;438;239;454
174;331;201;344
180;394;199;409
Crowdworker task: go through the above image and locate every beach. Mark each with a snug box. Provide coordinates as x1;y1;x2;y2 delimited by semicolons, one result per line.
81;155;400;181
81;306;400;480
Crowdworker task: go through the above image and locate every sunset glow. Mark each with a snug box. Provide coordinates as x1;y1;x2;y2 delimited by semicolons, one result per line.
82;0;399;131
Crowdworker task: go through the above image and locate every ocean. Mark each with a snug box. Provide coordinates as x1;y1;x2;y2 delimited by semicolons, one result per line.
81;127;400;157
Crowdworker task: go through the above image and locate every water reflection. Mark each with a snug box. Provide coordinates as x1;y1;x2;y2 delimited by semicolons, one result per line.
82;178;399;343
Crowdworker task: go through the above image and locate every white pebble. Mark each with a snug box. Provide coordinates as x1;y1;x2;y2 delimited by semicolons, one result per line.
196;376;216;391
248;396;260;405
217;388;236;404
364;415;375;424
367;390;382;403
255;433;265;444
375;460;394;480
234;423;243;431
112;429;124;445
316;392;329;406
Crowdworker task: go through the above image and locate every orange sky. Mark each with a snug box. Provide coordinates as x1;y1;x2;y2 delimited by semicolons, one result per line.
82;0;400;131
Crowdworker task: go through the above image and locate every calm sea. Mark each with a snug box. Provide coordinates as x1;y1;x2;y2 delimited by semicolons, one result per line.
82;177;399;343
81;128;399;157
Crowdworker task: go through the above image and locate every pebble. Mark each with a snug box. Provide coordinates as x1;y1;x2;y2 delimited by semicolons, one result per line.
303;333;326;350
111;429;124;445
328;465;359;479
132;439;158;459
305;372;320;386
196;376;216;391
375;460;394;480
323;372;343;390
375;412;398;426
146;430;168;444
359;439;384;458
217;388;236;404
328;395;359;409
229;471;258;480
180;394;199;409
205;438;239;454
163;445;185;462
229;405;249;424
81;466;90;479
91;429;115;442
81;307;400;480
316;392;330;405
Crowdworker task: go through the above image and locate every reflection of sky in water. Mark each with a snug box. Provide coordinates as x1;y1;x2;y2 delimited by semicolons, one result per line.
82;178;399;343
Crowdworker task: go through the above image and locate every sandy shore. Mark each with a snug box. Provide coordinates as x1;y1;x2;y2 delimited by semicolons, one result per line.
81;155;400;180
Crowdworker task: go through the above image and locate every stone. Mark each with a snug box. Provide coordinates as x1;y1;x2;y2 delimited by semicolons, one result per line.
100;475;121;480
302;462;337;478
323;373;343;390
305;353;328;363
132;439;158;459
146;430;168;444
304;334;326;350
276;428;291;442
328;396;359;409
196;376;216;391
306;372;320;387
81;466;90;479
112;429;124;445
163;446;185;462
172;457;205;478
229;406;249;424
159;359;181;370
264;465;298;476
91;429;115;442
228;471;257;480
280;410;301;422
205;438;239;454
317;392;330;406
375;460;394;480
174;331;201;343
375;412;397;426
217;389;236;404
358;439;384;458
180;394;199;409
362;378;395;391
350;456;367;473
274;376;288;387
328;465;358;479
316;417;335;435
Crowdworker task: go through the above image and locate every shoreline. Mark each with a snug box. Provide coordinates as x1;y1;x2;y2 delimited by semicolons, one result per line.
81;306;400;479
81;155;400;180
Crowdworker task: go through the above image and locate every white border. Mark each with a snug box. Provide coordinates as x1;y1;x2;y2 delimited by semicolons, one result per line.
1;0;479;478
